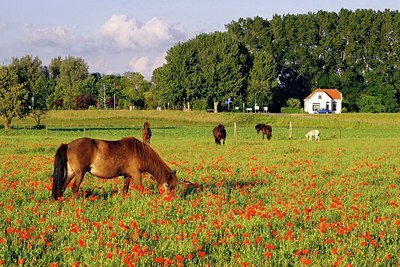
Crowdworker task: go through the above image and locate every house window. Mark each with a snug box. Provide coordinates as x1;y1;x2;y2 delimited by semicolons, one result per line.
332;101;337;111
318;94;322;99
312;103;320;111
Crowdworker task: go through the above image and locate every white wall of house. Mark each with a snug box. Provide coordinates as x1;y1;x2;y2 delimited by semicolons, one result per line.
304;92;342;114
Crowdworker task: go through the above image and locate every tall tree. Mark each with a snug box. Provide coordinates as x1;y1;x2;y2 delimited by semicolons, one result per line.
195;32;250;112
53;56;89;109
247;50;278;110
0;65;29;129
159;41;200;110
11;55;46;108
120;72;150;109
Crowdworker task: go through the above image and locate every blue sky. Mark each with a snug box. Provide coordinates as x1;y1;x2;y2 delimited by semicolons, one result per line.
1;0;399;80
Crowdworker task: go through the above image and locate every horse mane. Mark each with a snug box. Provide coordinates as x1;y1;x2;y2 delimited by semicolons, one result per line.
123;137;172;183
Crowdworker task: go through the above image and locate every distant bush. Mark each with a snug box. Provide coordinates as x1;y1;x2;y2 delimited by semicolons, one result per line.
285;98;301;108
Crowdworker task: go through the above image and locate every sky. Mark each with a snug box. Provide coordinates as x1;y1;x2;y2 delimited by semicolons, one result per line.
1;0;400;80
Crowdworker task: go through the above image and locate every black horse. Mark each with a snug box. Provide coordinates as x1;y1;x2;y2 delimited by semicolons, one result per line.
213;124;226;145
255;124;272;140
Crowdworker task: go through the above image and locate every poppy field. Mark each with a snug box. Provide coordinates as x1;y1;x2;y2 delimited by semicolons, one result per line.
0;112;399;266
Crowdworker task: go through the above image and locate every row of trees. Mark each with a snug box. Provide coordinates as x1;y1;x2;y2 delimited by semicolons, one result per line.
156;8;400;113
0;55;154;128
1;9;400;128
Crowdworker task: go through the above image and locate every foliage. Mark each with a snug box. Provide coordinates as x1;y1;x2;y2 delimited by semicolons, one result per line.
356;94;385;113
155;32;250;112
75;94;97;110
227;9;400;112
51;56;90;109
247;50;278;108
0;65;29;129
285;98;301;108
143;91;158;109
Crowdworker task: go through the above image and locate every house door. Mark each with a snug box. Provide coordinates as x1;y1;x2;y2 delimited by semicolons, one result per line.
332;101;337;111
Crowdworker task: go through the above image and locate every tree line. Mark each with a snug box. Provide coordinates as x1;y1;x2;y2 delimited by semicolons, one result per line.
155;8;400;113
0;55;153;128
1;9;399;128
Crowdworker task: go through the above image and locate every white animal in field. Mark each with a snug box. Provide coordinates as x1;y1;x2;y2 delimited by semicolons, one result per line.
306;129;320;141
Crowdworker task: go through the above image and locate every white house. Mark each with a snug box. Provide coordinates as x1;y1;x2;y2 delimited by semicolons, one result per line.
304;89;343;114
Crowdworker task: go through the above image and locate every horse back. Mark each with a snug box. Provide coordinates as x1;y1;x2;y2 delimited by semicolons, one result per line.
66;138;98;166
213;125;226;139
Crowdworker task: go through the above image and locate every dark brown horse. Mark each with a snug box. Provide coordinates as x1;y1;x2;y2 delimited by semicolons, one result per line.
213;124;226;145
255;124;272;140
142;121;152;144
52;137;178;199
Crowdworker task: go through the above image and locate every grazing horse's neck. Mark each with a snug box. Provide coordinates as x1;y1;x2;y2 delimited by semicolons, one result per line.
140;144;170;183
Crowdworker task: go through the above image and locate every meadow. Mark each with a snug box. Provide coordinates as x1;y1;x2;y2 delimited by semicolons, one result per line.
0;110;399;266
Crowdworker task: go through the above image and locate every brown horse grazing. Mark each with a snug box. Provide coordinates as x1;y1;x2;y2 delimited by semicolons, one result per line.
255;124;272;140
52;137;178;200
213;124;226;145
142;121;152;144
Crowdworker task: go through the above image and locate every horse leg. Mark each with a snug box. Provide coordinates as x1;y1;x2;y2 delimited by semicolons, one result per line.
123;176;131;195
131;171;143;191
71;171;85;197
62;173;75;196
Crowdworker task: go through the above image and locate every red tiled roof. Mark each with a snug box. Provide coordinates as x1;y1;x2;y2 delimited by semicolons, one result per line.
305;89;342;100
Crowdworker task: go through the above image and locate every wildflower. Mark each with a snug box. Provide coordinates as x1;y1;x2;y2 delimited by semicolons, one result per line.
198;251;206;257
153;257;164;263
264;251;273;258
78;239;85;247
175;254;184;262
300;257;312;265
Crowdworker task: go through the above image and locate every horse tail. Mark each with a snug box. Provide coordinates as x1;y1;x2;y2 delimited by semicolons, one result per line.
52;144;68;199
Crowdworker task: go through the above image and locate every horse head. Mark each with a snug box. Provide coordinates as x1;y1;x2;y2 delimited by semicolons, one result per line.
255;124;261;133
159;170;178;194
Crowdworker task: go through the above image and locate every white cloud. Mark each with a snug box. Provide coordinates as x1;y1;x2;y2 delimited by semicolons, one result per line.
128;53;167;79
98;15;185;49
23;24;74;48
128;56;152;78
18;15;187;79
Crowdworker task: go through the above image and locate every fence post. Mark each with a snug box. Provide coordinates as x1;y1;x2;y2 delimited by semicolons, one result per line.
234;122;238;141
288;121;292;139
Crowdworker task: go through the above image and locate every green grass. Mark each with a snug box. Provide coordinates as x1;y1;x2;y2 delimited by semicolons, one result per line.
0;110;399;266
12;109;400;129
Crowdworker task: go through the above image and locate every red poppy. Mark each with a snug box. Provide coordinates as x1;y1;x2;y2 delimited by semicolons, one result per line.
78;239;85;247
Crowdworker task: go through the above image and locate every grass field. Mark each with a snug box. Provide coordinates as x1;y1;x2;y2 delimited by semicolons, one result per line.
1;111;399;266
